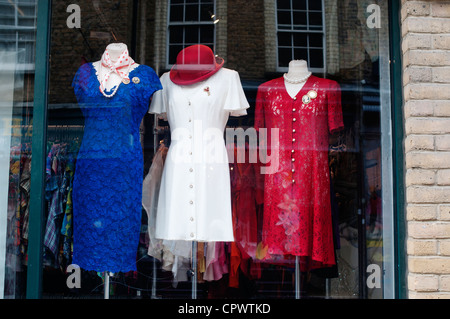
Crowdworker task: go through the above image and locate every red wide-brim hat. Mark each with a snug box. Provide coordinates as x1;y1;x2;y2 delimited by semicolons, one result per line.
170;44;224;85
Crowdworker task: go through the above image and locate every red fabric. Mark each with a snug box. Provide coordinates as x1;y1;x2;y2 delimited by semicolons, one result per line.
170;45;224;85
254;75;344;271
229;145;262;287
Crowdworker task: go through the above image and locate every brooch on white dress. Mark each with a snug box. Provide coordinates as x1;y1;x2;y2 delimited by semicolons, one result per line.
204;86;210;96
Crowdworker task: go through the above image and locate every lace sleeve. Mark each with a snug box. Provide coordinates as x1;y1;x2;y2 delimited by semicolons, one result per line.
254;84;266;131
140;65;163;107
148;72;168;120
71;63;91;103
327;80;344;133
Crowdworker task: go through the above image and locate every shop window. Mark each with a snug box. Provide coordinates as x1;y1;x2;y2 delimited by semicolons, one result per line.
3;0;395;301
276;0;325;72
0;0;37;71
0;0;38;299
167;0;216;66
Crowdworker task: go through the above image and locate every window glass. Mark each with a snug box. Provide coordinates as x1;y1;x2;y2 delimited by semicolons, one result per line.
277;0;325;72
31;0;393;300
0;0;38;299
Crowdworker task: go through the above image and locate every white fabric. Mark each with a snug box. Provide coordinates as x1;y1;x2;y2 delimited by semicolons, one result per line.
98;44;135;93
149;67;249;242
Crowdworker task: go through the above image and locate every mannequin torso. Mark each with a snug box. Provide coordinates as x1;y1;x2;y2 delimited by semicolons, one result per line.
93;43;139;91
283;60;312;98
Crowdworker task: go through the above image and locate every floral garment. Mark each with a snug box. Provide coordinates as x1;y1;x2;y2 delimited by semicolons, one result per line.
254;75;343;271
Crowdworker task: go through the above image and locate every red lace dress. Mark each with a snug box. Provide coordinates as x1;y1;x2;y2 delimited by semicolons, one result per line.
254;75;343;271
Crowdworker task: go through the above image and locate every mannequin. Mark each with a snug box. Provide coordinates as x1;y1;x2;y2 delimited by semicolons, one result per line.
71;42;162;299
283;60;312;98
92;43;139;92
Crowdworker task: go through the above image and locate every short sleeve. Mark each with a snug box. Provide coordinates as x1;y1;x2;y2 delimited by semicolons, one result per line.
223;70;250;117
149;72;168;120
140;65;163;105
71;63;91;103
254;84;266;132
327;80;344;133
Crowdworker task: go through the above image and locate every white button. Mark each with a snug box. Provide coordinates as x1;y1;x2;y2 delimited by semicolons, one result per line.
189;119;192;122
190;233;194;237
189;168;193;172
190;217;194;222
293;108;296;112
293;97;297;100
293;129;296;133
189;151;192;155
292;158;295;162
189;200;194;205
292;149;295;153
292;169;295;173
189;135;192;139
188;101;191;106
292;138;296;142
293;118;296;122
292;179;295;183
189;184;193;188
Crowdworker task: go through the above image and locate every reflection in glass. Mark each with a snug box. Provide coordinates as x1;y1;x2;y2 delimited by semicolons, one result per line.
0;0;38;299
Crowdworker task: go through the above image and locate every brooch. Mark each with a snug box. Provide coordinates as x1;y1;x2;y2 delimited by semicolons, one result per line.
307;90;317;99
132;77;140;84
302;95;311;104
122;78;130;85
204;86;210;96
302;90;318;104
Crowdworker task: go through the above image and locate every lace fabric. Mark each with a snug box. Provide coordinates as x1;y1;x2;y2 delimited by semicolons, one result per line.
254;75;344;271
71;62;162;273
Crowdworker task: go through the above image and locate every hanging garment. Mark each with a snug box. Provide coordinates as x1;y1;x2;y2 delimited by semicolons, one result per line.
61;157;75;263
203;242;228;282
142;144;168;259
142;143;193;285
149;67;249;242
254;75;344;271
44;143;68;258
228;144;263;287
71;62;162;273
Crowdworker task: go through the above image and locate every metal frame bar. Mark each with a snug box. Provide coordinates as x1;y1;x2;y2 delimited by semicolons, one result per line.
388;0;407;299
25;0;51;299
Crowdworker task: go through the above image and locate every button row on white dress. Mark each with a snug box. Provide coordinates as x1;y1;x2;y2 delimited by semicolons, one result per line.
187;101;195;239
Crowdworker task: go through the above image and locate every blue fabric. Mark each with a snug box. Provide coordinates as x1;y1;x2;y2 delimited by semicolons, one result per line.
71;63;162;272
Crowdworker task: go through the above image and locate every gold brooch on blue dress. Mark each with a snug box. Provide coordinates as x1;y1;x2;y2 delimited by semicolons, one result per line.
132;77;140;84
122;78;130;85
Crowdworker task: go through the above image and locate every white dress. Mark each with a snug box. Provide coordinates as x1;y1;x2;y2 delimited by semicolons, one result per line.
149;68;250;242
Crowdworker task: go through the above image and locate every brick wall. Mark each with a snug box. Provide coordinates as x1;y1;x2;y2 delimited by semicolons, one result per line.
227;0;266;79
402;0;450;299
49;0;133;105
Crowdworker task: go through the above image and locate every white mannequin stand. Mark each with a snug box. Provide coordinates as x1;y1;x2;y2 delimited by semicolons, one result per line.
283;60;312;99
93;43;139;92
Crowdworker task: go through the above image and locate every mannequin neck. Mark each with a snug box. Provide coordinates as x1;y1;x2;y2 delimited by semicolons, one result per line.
106;43;128;63
284;60;311;82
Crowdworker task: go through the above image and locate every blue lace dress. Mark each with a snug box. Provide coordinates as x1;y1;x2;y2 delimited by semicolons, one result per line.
71;63;162;272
